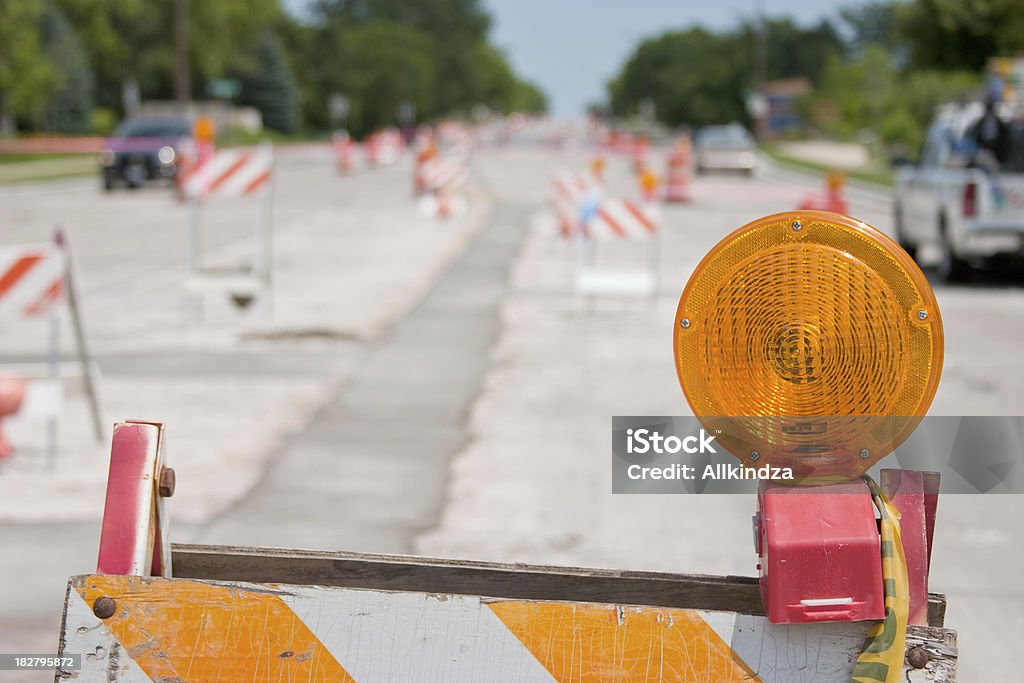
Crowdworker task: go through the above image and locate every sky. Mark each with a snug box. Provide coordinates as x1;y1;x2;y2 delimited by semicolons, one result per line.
480;0;857;116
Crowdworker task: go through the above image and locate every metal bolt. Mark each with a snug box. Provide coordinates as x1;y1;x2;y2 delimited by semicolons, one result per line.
906;646;931;669
93;596;116;619
859;448;870;459
158;466;176;498
680;318;691;329
791;220;803;232
750;451;761;461
917;310;928;321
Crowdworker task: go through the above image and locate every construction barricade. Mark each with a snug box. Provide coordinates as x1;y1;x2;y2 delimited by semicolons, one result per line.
56;419;958;681
332;131;360;174
181;143;274;315
364;129;403;166
575;197;659;303
549;169;601;238
417;155;468;219
0;231;102;462
664;138;693;202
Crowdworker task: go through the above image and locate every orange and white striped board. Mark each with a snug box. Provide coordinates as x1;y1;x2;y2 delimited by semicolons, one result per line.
365;129;403;165
0;244;65;319
59;574;956;682
181;146;273;199
584;198;657;241
418;157;467;194
550;170;600;237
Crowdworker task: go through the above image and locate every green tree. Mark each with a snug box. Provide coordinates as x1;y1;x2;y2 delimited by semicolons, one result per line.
607;20;843;129
55;0;280;110
238;32;300;133
40;0;94;133
897;0;1024;71
0;0;56;134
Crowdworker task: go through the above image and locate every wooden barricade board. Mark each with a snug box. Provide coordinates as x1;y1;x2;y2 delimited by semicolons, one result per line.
57;544;957;682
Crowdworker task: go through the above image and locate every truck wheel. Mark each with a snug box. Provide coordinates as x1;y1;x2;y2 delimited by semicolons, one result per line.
937;219;969;282
893;204;917;260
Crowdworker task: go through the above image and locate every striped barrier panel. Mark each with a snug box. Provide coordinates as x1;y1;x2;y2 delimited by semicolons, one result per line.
584;197;657;240
0;245;66;319
181;146;272;199
417;157;469;219
418;157;467;194
181;145;275;315
0;236;103;460
54;420;958;681
550;170;600;237
365;130;403;166
575;198;659;301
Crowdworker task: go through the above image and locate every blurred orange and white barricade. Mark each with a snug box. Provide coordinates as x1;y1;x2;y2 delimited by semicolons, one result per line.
365;129;403;166
332;131;360;174
181;143;274;315
575;197;659;303
0;232;103;462
663;138;693;202
417;156;468;219
549;170;601;238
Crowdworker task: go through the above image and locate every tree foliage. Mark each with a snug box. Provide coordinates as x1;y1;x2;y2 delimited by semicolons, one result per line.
608;20;843;128
237;32;300;133
40;0;94;133
0;0;56;133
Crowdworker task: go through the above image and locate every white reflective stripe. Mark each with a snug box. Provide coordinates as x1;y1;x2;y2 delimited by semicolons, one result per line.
800;597;854;607
286;587;557;683
0;246;65;319
62;591;152;683
214;148;272;196
586;199;656;241
697;609;874;682
182;148;245;197
183;148;272;197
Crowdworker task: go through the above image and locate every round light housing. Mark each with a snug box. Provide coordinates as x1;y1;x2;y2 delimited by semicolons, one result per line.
158;145;176;165
673;211;943;481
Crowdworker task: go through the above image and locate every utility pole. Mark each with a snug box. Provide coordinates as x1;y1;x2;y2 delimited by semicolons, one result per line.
753;0;768;141
174;0;190;104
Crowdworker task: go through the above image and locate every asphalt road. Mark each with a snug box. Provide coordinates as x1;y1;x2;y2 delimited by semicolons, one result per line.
1;143;1021;681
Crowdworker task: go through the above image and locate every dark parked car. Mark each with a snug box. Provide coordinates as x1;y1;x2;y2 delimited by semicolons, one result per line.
101;117;192;190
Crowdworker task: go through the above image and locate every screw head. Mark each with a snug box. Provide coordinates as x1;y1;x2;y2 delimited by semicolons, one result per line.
859;448;870;459
906;646;931;669
791;220;803;231
158;466;176;498
917;310;928;320
750;451;761;461
93;596;116;619
680;318;691;329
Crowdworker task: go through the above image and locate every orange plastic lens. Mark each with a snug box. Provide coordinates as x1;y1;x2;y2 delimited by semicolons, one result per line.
673;211;943;479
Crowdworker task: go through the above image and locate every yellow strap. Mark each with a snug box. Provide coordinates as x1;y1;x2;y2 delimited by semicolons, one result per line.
851;476;910;683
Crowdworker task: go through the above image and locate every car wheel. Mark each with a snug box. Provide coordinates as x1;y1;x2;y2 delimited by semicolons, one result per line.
937;218;969;282
893;203;917;260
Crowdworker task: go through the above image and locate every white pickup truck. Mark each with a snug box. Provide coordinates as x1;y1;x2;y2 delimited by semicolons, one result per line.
894;101;1024;280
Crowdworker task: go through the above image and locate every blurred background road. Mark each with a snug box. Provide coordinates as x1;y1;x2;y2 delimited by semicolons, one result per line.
1;142;1022;681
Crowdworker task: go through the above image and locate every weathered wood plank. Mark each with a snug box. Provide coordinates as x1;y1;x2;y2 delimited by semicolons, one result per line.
171;543;948;627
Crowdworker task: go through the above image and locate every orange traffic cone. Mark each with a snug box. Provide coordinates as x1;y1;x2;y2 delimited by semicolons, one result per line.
798;170;849;214
0;376;28;460
663;138;692;202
